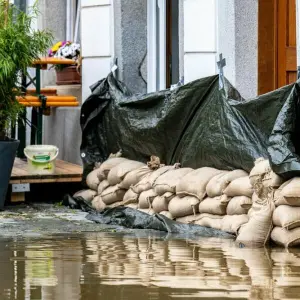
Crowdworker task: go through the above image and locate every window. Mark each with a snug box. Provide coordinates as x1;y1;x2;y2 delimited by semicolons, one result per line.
66;0;81;42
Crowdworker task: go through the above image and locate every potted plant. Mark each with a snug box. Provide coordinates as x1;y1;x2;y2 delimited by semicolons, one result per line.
48;41;81;85
0;0;52;208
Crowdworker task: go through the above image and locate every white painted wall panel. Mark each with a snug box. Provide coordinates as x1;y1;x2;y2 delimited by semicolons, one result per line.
81;6;111;57
82;0;110;7
184;53;216;82
82;58;111;100
184;0;216;52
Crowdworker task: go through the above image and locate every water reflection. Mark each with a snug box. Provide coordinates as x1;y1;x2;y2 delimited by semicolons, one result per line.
0;232;299;299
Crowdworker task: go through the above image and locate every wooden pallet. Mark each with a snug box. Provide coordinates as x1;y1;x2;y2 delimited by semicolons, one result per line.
10;158;83;184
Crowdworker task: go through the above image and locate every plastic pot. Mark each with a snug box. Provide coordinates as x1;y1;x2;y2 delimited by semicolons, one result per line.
0;139;19;209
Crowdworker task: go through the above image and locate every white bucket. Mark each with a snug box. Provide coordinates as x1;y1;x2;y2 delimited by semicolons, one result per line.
24;145;59;175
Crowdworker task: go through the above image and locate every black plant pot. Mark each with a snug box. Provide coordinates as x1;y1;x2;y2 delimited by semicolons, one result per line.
0;139;19;209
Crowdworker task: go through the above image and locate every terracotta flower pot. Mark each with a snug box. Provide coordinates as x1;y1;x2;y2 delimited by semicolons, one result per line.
56;66;81;85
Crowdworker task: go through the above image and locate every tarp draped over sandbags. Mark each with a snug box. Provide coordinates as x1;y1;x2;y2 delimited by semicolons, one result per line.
80;73;300;181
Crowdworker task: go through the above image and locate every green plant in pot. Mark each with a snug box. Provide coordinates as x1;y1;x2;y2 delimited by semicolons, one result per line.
0;0;52;208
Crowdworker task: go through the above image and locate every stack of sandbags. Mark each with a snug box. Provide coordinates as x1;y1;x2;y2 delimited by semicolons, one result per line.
175;168;252;235
236;158;280;247
271;178;300;247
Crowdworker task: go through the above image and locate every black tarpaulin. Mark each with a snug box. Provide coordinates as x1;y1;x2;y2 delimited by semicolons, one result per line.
80;73;300;180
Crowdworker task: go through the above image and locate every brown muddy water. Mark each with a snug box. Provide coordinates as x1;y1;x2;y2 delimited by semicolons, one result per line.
0;232;299;300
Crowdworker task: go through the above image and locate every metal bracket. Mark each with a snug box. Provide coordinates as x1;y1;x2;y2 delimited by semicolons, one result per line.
39;95;47;110
12;183;30;193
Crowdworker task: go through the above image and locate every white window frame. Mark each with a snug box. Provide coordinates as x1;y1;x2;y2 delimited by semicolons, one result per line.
147;0;167;92
66;0;81;42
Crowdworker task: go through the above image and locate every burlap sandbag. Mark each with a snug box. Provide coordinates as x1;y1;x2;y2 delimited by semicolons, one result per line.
221;215;249;234
92;195;106;212
206;169;248;198
152;192;175;213
198;197;228;215
236;196;275;247
226;196;252;215
223;176;253;198
132;165;178;194
98;157;128;179
138;189;157;209
176;167;222;199
280;178;300;205
159;211;174;219
154;168;193;196
123;189;139;203
131;173;152;194
271;227;300;247
168;195;199;218
249;158;283;189
107;160;145;186
194;213;223;230
97;180;110;195
273;179;294;206
126;203;138;209
273;205;300;230
101;185;127;205
118;166;153;189
176;214;202;224
138;208;155;215
86;168;103;191
73;189;96;202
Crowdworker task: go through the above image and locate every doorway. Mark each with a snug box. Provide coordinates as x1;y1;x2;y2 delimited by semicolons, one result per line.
258;0;297;95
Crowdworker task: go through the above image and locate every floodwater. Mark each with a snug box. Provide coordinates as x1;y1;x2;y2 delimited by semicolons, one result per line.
0;232;299;300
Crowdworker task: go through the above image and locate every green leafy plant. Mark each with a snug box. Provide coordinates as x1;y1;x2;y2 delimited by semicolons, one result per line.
0;0;53;139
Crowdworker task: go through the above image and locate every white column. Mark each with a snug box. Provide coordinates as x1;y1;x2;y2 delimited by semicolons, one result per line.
183;0;217;83
81;0;113;101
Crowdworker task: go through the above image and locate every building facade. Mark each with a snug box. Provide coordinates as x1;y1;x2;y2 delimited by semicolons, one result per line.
31;0;298;164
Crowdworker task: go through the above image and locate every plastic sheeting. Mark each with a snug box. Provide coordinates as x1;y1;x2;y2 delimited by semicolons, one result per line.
63;195;234;239
80;74;300;180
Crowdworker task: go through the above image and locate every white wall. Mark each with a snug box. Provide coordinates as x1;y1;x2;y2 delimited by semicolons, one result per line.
81;0;114;101
183;0;217;83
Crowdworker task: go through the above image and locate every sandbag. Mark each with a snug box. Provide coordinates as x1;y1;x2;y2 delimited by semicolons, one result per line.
152;192;174;213
107;160;145;186
131;172;153;194
168;195;199;218
154;168;193;196
123;189;139;203
176;167;222;200
176;214;202;224
223;176;253;198
118;166;153;189
194;213;223;230
280;178;300;206
126;203;138;209
249;158;283;188
98;157;128;179
198;197;228;215
271;227;300;247
92;195;107;212
159;211;174;219
206;169;248;198
226;196;252;215
273;179;295;206
138;208;155;215
272;205;300;230
138;189;157;209
221;215;249;234
236;196;275;247
97;180;110;195
101;185;127;205
132;165;178;194
73;189;96;202
86;168;102;191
